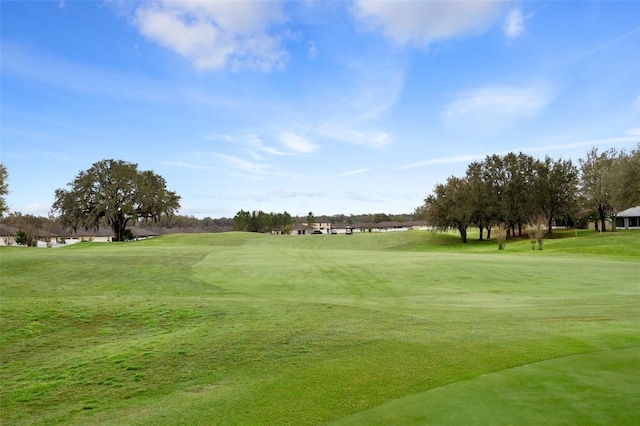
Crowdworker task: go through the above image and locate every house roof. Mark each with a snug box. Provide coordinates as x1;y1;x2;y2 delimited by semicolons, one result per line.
618;206;640;217
0;224;18;236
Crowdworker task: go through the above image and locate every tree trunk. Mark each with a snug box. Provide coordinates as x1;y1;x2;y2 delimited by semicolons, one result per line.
110;214;129;242
459;226;468;243
598;206;607;232
600;217;607;232
486;226;492;239
547;217;553;234
478;225;484;241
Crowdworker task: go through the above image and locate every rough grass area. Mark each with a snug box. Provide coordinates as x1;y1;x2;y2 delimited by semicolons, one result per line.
1;230;639;425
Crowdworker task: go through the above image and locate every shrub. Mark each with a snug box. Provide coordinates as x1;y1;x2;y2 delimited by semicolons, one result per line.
15;229;37;247
495;225;507;250
527;216;547;250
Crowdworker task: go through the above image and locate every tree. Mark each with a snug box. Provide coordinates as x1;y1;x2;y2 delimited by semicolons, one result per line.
422;176;474;243
501;152;536;237
531;156;578;233
306;211;315;228
616;144;640;207
0;163;8;217
465;161;493;240
52;159;181;241
579;148;616;232
233;209;251;231
605;144;640;229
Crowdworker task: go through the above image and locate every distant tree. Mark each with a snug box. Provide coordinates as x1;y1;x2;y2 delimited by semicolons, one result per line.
422;176;474;243
373;213;390;223
0;163;8;217
604;144;640;230
531;156;579;233
306;211;315;228
579;148;616;232
501;152;536;237
52;159;181;241
465;161;492;240
233;210;251;231
617;144;640;207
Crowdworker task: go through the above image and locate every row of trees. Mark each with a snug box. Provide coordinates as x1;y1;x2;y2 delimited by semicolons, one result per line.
233;210;293;233
417;146;639;243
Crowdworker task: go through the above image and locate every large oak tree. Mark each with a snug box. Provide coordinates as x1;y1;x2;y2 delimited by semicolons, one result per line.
52;159;180;241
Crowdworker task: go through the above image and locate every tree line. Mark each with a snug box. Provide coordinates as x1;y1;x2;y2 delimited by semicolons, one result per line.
232;210;293;234
416;146;639;243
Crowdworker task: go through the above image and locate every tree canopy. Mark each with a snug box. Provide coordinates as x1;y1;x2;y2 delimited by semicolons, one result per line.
52;159;181;241
233;209;292;234
418;152;579;242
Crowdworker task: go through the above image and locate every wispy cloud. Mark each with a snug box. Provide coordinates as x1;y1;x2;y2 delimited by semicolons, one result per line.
544;27;640;70
341;191;382;203
208;152;302;180
352;0;506;47
269;190;327;199
393;129;640;171
211;152;271;175
159;161;212;170
133;1;287;71
393;155;483;171
503;8;525;39
245;133;293;156
277;132;318;154
1;43;171;101
442;84;552;127
334;168;371;177
317;126;391;148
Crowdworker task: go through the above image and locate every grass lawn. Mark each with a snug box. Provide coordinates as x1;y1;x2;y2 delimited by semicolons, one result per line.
1;230;639;425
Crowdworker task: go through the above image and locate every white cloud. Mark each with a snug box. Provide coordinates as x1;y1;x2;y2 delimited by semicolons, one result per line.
307;42;318;59
211;152;271;175
625;127;640;137
335;168;371;177
394;154;483;171
278;132;318;154
393;129;639;171
133;1;286;71
503;8;525;39
352;0;506;47
442;84;551;126
159;161;212;170
244;133;293;156
317;126;391;148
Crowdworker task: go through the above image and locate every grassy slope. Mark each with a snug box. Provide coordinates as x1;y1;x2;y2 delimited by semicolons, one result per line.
1;230;638;425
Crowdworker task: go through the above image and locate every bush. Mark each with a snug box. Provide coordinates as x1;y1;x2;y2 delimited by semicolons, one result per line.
527;216;547;250
495;225;507;250
15;229;37;247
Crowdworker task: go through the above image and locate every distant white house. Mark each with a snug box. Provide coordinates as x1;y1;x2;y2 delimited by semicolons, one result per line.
616;206;640;229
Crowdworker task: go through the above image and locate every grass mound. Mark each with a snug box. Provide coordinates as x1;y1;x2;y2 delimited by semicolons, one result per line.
1;230;638;424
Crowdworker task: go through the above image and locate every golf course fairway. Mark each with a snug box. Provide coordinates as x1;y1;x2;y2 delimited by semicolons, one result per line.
1;230;638;425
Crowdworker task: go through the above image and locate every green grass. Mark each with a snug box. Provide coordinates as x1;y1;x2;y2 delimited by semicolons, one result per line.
1;230;639;425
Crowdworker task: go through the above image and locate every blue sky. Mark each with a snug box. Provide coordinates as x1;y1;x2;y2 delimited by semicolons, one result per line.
2;1;639;219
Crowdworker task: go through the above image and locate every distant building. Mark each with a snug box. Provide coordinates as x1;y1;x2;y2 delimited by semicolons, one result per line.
616;206;640;229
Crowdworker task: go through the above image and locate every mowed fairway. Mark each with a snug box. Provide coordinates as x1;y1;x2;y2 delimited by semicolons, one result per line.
1;230;639;425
